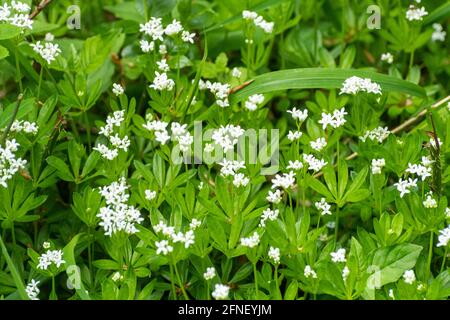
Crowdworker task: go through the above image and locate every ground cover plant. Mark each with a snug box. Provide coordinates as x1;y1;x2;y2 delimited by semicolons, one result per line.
0;0;450;301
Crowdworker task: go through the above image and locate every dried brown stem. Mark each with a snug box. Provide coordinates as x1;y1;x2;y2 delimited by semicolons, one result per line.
29;0;53;20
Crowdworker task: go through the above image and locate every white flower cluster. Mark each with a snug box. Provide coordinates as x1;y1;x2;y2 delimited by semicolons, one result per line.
429;137;442;150
437;225;450;248
342;266;350;281
318;108;347;130
242;10;274;34
268;246;280;264
231;67;242;78
37;249;65;270
287;130;302;142
212;284;230;300
94;110;130;160
10;120;38;135
432;23;446;42
406;158;432;181
310;137;327;151
304;265;317;279
340;76;382;95
203;267;216;280
406;5;428;21
303;154;327;172
287;107;308;122
153;219;200;255
26;279;40;300
0;1;33;29
139;17;195;52
211;124;245;152
199;80;231;107
266;189;283;204
422;192;437;209
381;52;394;64
149;71;175;91
402;270;416;284
240;231;260;248
259;208;279;227
315;198;332;215
145;189;157;201
371;158;386;175
112;83;124;96
143;120;193;151
394;178;417;198
359;126;390;143
330;248;346;263
30;39;62;65
244;94;264;111
287;160;303;171
218;159;250;187
0;139;27;188
97;177;144;236
271;171;295;190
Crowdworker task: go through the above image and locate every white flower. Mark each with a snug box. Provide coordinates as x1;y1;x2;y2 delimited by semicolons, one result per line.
93;144;118;160
10;13;33;29
181;30;195;43
109;134;130;151
406;163;432;181
287;160;303;171
304;265;317;279
360;126;390;143
303;154;327;172
112;272;123;282
0;139;27;188
155;130;171;145
342;266;350;281
37;249;65;270
403;270;416;284
44;33;55;42
432;23;446;42
203;267;216;280
268;246;280;264
259;208;279;227
240;232;260;248
421;156;434;168
150;72;175;91
381;52;394;64
140;39;154;53
206;81;231;108
330;248;346;263
10;120;39;135
266;189;283;204
159;44;167;55
371;158;386;175
394;178;417;198
244;94;264;111
287;108;308;121
388;289;395;300
446;208;450;219
429;137;442;150
211;125;245;152
212;284;230;300
97;178;143;236
231;67;242;78
140;17;164;41
42;242;51;249
315;198;332;216
287;130;302;141
406;5;428;21
155;240;173;255
25;279;40;300
242;10;258;20
254;16;274;33
437;225;450;248
326;221;335;229
156;58;170;72
310;137;327;151
12;1;31;13
0;3;11;21
165;19;183;36
423;192;437;209
271;171;296;190
30;41;61;64
172;230;195;248
189;218;201;230
318;108;348;130
218;159;246;177
233;173;250;187
340;76;382;95
145;190;157;201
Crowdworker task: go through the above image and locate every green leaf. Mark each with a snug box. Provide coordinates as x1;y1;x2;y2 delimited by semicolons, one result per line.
0;24;21;40
230;68;427;104
424;2;450;26
63;234;91;300
93;259;120;270
0;235;27;300
0;45;9;60
47;156;75;182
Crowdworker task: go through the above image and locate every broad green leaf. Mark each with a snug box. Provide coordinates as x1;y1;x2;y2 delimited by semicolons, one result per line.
0;45;9;60
0;24;21;40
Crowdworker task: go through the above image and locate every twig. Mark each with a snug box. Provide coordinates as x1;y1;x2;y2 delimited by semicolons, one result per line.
1;94;23;145
29;0;53;20
314;94;450;176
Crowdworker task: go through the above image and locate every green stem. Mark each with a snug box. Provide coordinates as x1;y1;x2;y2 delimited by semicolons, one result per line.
426;231;434;281
169;264;177;300
253;262;259;299
335;141;340;245
15;50;23;93
409;50;415;73
37;66;44;102
441;247;448;273
174;262;189;300
83;111;92;152
1;94;23;146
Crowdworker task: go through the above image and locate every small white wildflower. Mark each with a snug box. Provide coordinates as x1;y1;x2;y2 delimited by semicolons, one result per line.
432;23;446;42
37;249;65;270
165;19;183;36
304;265;317;279
181;30;195;44
342;266;350;281
30;41;61;64
140;39;154;53
330;248;346;263
381;52;394;64
403;270;416;284
150;72;175;91
268;246;280;264
240;232;260;248
340;76;382;95
315;198;332;216
232;173;250;188
388;289;395;300
287;160;303;171
139;17;164;41
203;267;216;280
360;127;390;143
406;5;428;21
231;67;242;78
112;272;123;282
42;242;51;249
287;130;302;141
242;10;258;20
112;83;124;96
189;218;201;230
287;107;308;121
423;192;437;209
437;225;450;248
271;171;296;190
156;58;170;72
310;137;327;151
212;284;230;300
266;189;283;204
259;208;279;227
303;154;327;172
25;279;40;300
406;163;432;181
145;189;157;201
155;240;173;255
445;208;450;219
394;178;417;198
244;94;264;111
371;158;386;175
